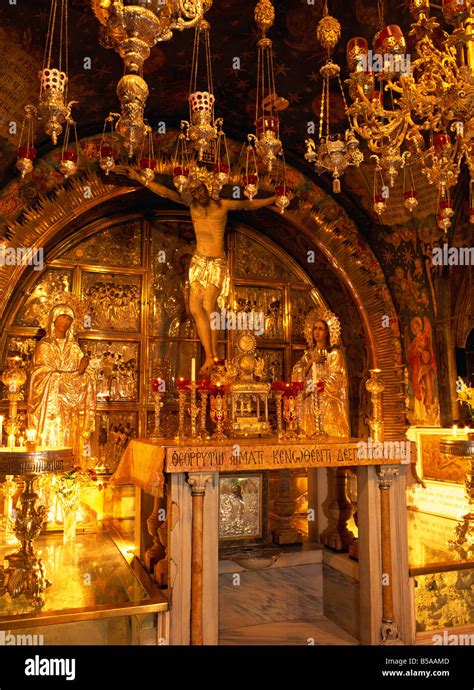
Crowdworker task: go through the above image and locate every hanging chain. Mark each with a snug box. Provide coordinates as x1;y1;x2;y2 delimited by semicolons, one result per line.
377;0;385;30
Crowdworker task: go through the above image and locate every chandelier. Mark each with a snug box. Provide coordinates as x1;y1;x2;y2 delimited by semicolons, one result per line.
346;0;474;228
304;1;363;193
92;0;212;156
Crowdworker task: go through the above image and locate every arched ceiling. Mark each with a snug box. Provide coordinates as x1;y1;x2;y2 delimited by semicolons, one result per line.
0;0;458;230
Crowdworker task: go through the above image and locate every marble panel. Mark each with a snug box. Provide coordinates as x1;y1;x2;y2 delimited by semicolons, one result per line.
219;616;358;645
323;564;360;641
219;563;323;630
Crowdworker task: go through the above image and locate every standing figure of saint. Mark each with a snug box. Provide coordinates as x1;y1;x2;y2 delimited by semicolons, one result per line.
28;304;96;456
292;309;349;437
292;309;354;551
114;166;275;375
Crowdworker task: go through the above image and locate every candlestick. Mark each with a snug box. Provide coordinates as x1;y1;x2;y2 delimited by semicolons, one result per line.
191;358;196;383
0;415;3;447
26;428;37;452
283;394;298;439
150;391;164;438
8;433;15;450
200;388;209;439
2;474;16;538
178;389;187;439
40;433;46;448
452;424;458;437
19;436;25;448
188;382;199;438
210;387;227;440
274;391;284;439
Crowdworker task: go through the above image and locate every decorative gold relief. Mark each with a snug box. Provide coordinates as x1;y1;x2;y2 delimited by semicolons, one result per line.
219;473;264;540
62;220;142;267
13;269;73;327
82;273;141;332
79;340;140;402
92;411;138;472
149;222;197;339
256;348;284;382
149;339;201;395
291;290;320;340
0;337;38;402
233;231;296;281
234;286;284;340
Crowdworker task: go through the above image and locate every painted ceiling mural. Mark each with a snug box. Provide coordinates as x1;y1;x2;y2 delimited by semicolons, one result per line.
0;0;466;427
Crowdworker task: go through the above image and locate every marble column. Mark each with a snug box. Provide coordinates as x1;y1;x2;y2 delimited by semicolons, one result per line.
377;466;402;644
186;472;212;646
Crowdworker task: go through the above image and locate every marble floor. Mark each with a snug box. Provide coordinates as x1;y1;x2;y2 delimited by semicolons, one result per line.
219;615;359;646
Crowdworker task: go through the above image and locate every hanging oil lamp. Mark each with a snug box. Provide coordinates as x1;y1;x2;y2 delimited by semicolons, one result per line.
37;0;77;144
249;0;287;173
59;118;79;178
182;20;219;162
243;140;259;200
305;0;362;193
138;124;157;186
99;113;119;175
16;106;37;179
173;128;191;193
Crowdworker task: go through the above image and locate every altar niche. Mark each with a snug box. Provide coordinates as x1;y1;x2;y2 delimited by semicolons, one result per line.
0;214;354;465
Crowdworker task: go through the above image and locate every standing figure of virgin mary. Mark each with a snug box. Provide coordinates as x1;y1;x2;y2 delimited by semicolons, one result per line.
28;304;96;454
292;308;350;438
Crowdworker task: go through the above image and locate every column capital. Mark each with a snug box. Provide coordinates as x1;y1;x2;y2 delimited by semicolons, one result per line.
186;472;213;496
376;466;399;490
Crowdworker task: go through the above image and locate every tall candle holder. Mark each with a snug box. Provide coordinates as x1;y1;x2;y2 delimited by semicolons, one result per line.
176;379;190;440
199;379;211;439
272;381;286;439
210;385;227;440
1;353;27;450
150;378;165;438
365;368;384;442
188;382;200;439
151;391;164;438
2;474;16;538
283;385;298;440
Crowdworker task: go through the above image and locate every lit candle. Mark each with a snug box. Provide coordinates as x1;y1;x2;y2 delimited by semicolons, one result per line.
191;358;196;383
40;433;46;448
19;436;24;447
8;434;15;450
26;428;37;443
452;424;458;437
0;415;3;447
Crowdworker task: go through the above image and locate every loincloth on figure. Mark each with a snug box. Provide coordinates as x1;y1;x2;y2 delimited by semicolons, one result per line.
188;251;231;309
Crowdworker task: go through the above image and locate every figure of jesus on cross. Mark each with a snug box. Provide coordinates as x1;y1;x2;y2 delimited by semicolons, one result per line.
114;166;276;376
